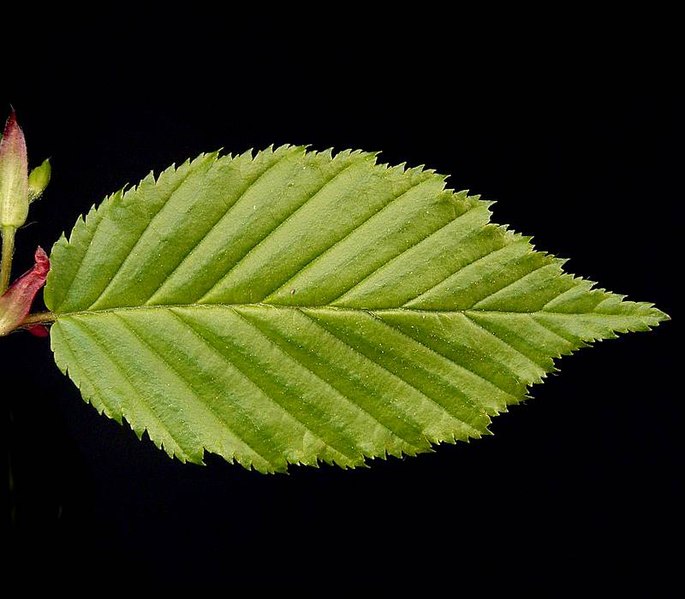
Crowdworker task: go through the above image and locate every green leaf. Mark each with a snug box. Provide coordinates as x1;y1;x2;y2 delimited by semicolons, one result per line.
44;146;668;472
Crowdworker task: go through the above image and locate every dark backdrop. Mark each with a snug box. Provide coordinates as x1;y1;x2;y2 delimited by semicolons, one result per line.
3;17;680;592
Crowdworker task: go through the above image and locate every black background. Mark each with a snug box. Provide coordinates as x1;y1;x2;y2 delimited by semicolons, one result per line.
3;16;680;592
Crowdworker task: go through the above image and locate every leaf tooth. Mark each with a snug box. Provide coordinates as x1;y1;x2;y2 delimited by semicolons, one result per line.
65;216;84;244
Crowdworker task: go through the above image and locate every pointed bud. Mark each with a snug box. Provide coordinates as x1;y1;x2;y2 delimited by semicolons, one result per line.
28;158;51;202
0;111;29;228
0;247;50;336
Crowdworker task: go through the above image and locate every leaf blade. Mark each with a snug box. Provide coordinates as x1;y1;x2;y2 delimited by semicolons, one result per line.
46;147;668;471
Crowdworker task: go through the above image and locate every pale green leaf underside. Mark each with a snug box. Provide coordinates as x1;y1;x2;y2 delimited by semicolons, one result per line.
44;146;667;472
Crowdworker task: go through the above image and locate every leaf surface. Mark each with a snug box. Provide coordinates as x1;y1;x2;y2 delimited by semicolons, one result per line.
45;146;667;471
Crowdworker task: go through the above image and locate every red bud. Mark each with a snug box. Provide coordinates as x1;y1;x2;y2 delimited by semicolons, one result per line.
0;247;50;336
26;323;50;337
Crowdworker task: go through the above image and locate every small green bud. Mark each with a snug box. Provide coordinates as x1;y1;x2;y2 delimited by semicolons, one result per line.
28;158;51;202
0;111;29;228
